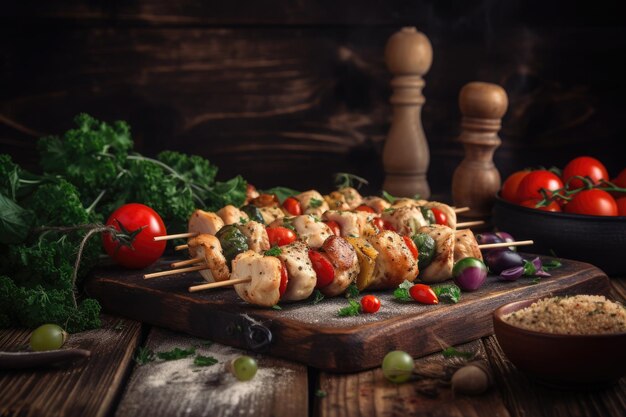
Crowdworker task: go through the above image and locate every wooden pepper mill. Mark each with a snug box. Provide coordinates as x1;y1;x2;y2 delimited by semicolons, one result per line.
382;27;433;199
452;82;508;218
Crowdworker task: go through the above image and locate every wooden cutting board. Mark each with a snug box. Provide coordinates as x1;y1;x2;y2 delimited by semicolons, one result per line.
85;256;611;372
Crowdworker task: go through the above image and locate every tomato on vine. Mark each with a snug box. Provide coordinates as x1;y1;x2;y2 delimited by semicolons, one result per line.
501;170;531;203
516;170;564;202
617;197;626;216
519;199;562;212
564;189;617;216
562;156;609;190
102;203;167;269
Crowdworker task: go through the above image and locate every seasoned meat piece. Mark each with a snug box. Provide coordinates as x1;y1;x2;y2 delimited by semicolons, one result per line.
259;206;284;225
322;210;377;238
292;215;333;249
417;225;455;283
366;231;418;289
319;236;359;297
424;202;457;229
296;190;330;217
361;196;391;213
245;184;260;204
188;210;224;236
324;191;351;211
453;229;482;262
217;205;249;226
187;234;230;283
237;220;270;253
337;187;363;210
381;206;429;236
232;251;282;307
278;241;316;302
250;193;280;208
391;198;429;209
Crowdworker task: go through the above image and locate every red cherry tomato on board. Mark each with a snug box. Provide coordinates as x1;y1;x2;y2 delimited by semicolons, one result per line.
266;226;297;247
355;204;375;213
308;250;335;288
372;218;396;232
278;259;289;297
282;196;302;216
324;220;342;237
360;295;381;314
501;170;531;203
564;189;617;216
409;284;439;305
562;156;609;190
102;203;166;269
516;170;564;203
402;236;419;259
616;197;626;216
430;208;447;225
519;199;562;212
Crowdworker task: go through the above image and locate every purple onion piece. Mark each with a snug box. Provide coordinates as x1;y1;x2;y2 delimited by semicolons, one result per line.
453;266;487;291
496;231;516;251
535;270;551;277
531;257;543;271
499;266;525;281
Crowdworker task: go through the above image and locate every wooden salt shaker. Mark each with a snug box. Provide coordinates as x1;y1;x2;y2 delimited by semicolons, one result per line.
382;27;433;199
452;82;508;218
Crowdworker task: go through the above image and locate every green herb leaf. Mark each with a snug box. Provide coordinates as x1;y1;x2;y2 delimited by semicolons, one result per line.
334;173;369;190
432;284;461;304
134;347;155;365
259;186;300;203
310;289;325;305
315;389;328;398
156;347;196;361
393;280;414;302
271;304;282;310
338;299;361;317
542;259;562;271
0;192;34;245
264;246;282;257
344;283;360;299
382;190;398;204
522;259;537;276
194;355;218;367
441;347;474;359
309;198;323;208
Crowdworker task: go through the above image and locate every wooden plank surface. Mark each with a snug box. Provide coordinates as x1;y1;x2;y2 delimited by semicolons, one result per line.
86;257;612;372
0;315;142;417
115;327;308;417
316;340;511;417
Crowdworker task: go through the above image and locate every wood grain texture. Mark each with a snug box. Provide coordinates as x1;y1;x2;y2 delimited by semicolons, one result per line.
85;257;612;372
316;340;511;417
114;327;308;417
0;316;142;417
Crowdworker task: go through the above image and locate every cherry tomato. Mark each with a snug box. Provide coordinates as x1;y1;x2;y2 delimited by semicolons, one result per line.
519;199;562;212
278;259;289;296
409;284;438;305
562;156;609;190
402;236;419;259
282;197;302;216
430;208;447;225
501;170;531;203
616;197;626;216
516;170;564;203
372;217;396;232
613;168;626;188
564;189;618;216
308;250;335;288
324;220;342;237
266;226;297;247
355;204;375;213
102;203;166;269
360;295;381;313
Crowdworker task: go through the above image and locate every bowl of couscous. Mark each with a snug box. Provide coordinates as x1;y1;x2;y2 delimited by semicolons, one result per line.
493;294;626;388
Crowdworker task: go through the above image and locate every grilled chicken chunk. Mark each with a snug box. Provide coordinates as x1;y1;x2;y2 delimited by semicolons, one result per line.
296;190;330;217
324;191;351;211
237;221;270;253
319;235;359;297
417;225;455;283
232;251;282;307
187;234;230;283
361;196;391;213
271;215;333;249
366;231;418;289
453;229;482;262
337;187;363;210
188;210;224;237
217;205;249;226
322;210;377;238
424;202;457;229
381;206;429;236
390;198;428;209
259;206;284;225
278;241;316;302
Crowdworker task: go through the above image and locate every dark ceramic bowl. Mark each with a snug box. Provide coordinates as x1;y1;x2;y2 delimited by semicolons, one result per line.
493;298;626;388
492;195;626;275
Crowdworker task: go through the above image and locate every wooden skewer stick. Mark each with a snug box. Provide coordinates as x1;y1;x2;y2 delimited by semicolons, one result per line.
175;244;189;251
170;257;204;268
143;264;208;279
478;240;533;250
456;220;485;228
189;277;252;293
454;207;470;214
153;232;198;242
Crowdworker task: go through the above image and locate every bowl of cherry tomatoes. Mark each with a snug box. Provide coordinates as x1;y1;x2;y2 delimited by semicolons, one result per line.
493;157;626;275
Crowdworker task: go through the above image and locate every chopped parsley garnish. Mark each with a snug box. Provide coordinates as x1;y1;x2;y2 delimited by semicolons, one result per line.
431;283;461;304
338;299;361;317
309;198;323;208
344;283;360;299
156;347;196;361
441;346;474;359
311;289;325;304
271;304;282;310
264;246;282;257
393;280;414;302
315;389;328;398
194;355;218;367
382;190;397;204
134;347;155;365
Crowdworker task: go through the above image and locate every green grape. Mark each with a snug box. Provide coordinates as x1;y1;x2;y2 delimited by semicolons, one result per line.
30;324;68;351
381;350;414;383
230;355;258;381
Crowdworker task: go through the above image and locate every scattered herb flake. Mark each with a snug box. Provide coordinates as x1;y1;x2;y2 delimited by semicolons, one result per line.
309;198;323;208
311;289;325;305
271;305;282;310
315;389;328;398
393;280;413;302
194;355;218;367
134;347;155;365
344;283;360;299
382;190;397;204
156;347;196;361
264;246;282;257
334;172;369;190
338;299;361;317
432;284;461;304
441;346;474;359
113;321;125;331
542;259;562;271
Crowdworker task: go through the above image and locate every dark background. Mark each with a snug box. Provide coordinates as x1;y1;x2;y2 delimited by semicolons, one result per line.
1;0;624;195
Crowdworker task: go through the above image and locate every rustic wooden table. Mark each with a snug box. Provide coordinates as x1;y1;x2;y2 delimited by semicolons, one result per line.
1;277;625;417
